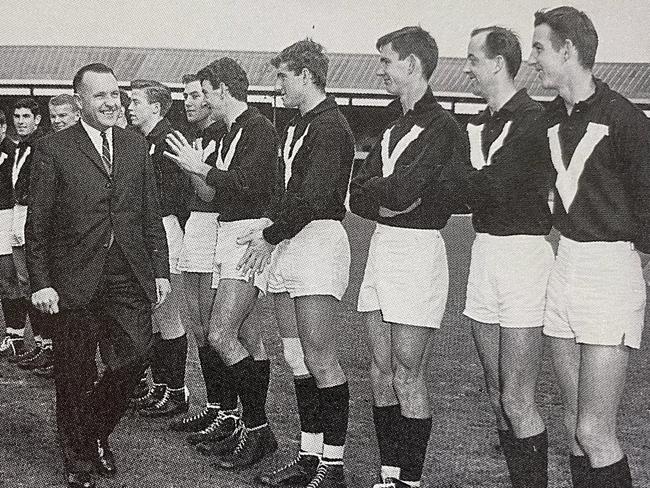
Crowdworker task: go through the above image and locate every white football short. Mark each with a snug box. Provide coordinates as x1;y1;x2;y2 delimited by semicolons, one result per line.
464;233;554;328
0;209;13;255
162;214;184;275
358;224;448;328
177;211;219;273
212;218;269;292
543;237;646;349
11;204;27;247
267;220;350;300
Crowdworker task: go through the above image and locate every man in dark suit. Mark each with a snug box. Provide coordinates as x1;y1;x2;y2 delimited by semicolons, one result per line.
25;63;171;488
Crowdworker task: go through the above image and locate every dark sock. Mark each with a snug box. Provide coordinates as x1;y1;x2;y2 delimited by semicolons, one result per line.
252;359;271;410
2;297;28;334
161;334;187;389
198;345;223;406
295;376;323;434
591;456;632;488
28;303;49;339
399;416;432;483
570;455;592;488
504;430;548;488
227;356;266;428
373;404;401;470
498;430;517;481
150;333;165;385
319;382;349;449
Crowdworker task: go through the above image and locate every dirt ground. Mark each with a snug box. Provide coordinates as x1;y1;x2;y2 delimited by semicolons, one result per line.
0;215;648;488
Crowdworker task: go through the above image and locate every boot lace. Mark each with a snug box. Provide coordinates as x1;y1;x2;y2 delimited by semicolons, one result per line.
306;463;329;488
231;424;248;455
201;409;238;434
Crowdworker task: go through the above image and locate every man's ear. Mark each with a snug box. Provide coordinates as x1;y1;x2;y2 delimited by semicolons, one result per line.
407;53;423;78
562;38;574;62
494;54;506;74
74;93;83;111
34;114;42;126
301;67;311;85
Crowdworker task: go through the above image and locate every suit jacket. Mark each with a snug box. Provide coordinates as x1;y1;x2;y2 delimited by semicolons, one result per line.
25;122;169;310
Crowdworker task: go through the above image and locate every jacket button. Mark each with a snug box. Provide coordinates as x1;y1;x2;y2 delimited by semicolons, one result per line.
106;182;112;189
103;243;109;248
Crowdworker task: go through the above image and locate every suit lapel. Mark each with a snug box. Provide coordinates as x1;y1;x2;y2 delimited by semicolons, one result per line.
112;126;125;181
72;123;110;179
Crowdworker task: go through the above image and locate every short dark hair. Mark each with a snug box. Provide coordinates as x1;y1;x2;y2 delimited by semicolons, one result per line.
14;97;40;117
271;39;329;90
119;89;131;109
0;109;6;126
534;6;598;70
73;63;116;93
197;58;249;102
470;26;522;79
49;93;80;111
376;26;438;80
182;73;200;85
131;79;173;116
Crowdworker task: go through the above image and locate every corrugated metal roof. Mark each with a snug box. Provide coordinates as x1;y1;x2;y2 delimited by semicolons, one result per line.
0;45;648;101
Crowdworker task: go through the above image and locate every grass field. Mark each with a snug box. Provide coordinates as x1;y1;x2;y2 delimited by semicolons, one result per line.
0;214;648;487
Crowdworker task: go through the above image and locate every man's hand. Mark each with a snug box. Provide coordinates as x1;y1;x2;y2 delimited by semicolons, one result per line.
378;197;422;218
164;130;210;179
236;230;275;275
32;287;60;315
154;278;172;309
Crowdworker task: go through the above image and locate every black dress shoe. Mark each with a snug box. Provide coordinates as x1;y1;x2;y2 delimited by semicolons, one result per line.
95;439;117;477
67;471;95;488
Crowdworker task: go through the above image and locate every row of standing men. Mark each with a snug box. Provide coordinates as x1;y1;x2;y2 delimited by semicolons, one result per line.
2;5;649;488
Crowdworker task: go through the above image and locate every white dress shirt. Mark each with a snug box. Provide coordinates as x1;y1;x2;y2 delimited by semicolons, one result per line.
80;119;113;162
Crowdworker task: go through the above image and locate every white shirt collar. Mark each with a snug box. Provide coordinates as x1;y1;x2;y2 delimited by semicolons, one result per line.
80;119;113;158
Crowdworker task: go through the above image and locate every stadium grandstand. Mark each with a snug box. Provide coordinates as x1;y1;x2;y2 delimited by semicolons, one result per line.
0;45;648;150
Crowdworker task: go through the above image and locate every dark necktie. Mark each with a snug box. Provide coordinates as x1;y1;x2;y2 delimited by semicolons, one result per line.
100;131;112;176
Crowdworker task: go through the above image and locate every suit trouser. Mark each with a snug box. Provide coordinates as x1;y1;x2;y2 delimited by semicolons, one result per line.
53;271;153;474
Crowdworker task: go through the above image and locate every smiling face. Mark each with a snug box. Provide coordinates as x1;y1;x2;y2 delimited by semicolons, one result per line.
274;62;305;109
76;71;120;131
528;23;567;90
13;108;40;138
463;31;498;98
201;79;226;122
49;103;79;132
376;42;412;96
183;80;211;125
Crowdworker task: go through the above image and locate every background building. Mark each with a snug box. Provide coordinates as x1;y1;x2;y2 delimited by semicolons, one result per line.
0;45;648;151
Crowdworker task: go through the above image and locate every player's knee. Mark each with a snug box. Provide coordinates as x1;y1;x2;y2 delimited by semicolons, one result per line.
393;367;424;401
207;329;230;354
282;337;310;377
303;353;329;380
501;389;533;425
575;418;610;453
370;362;393;390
